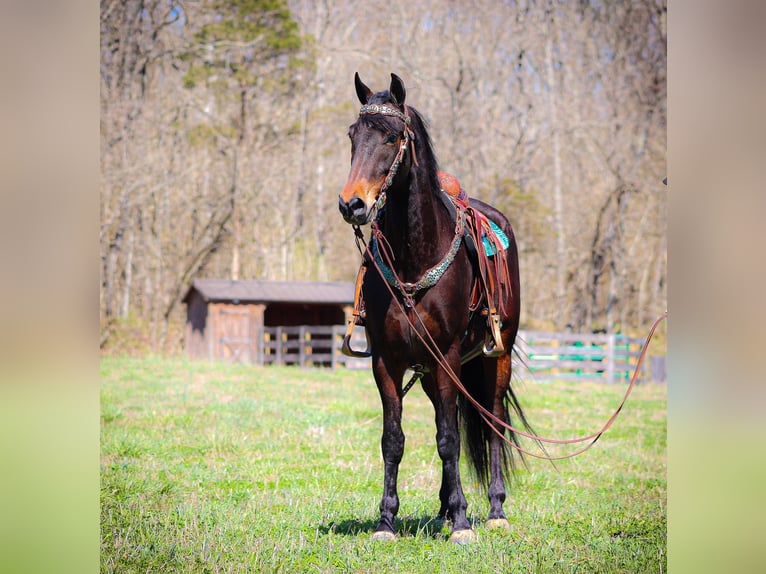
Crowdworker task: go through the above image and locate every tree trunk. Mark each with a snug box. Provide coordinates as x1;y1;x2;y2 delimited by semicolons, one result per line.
545;17;567;327
121;219;134;318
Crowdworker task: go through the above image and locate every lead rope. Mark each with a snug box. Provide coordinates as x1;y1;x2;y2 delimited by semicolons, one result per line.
352;224;668;460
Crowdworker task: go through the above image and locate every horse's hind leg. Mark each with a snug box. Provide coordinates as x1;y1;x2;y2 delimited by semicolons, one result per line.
484;352;513;529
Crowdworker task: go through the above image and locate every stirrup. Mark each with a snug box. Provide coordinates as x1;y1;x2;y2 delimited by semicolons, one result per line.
341;318;371;358
482;312;505;357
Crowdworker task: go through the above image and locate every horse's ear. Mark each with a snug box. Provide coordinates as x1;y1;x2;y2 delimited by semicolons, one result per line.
389;73;406;106
355;72;373;104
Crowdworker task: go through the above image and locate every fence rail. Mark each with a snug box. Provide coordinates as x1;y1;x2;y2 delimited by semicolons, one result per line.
232;325;662;383
259;325;370;370
516;330;649;383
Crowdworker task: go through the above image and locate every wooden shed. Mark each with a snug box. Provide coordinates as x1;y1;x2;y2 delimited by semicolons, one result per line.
182;279;355;364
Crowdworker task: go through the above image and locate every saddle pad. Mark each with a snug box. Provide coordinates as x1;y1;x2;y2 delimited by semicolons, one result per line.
482;220;510;257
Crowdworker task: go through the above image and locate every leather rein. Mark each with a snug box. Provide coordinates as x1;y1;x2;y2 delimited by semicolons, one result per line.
356;222;667;461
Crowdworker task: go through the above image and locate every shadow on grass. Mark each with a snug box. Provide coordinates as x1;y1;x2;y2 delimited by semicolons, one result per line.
319;515;448;539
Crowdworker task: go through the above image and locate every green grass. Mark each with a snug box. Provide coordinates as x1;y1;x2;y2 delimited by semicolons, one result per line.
101;356;666;573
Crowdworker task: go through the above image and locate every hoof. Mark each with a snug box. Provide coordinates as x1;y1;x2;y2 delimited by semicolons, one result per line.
486;518;510;530
449;529;476;544
371;530;397;542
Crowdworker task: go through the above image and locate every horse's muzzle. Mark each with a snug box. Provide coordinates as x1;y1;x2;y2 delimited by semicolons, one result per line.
338;196;368;225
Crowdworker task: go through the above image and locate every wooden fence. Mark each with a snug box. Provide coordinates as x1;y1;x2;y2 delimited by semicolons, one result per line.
259;325;370;370
515;331;649;383
239;325;661;383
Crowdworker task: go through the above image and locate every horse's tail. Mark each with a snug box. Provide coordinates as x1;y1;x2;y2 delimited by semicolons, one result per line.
457;350;544;490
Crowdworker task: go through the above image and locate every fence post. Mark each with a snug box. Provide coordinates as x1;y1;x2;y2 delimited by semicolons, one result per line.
606;333;616;384
275;326;283;366
299;326;307;367
331;325;341;369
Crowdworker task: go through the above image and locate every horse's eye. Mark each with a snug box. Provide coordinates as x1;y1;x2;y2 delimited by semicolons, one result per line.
383;133;399;145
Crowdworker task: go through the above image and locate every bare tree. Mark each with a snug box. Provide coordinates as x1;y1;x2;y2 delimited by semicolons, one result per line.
100;0;666;353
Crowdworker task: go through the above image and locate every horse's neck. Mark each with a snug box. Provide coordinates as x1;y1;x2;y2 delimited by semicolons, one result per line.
383;172;449;281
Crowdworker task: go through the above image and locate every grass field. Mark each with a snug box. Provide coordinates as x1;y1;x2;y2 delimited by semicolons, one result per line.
101;356;666;573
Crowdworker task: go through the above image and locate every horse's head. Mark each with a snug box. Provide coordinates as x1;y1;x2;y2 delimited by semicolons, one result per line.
338;72;413;225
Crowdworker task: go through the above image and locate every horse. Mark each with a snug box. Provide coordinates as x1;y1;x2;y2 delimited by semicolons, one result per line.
338;73;536;544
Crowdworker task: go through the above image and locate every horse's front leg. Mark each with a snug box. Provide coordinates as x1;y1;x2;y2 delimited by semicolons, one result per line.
371;356;405;541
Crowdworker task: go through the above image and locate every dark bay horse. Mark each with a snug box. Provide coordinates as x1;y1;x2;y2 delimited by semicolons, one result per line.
338;73;535;543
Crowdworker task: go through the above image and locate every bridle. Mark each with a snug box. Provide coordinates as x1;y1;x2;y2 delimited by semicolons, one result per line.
356;103;415;224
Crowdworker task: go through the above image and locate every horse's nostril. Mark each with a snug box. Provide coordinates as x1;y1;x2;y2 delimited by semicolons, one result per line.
338;196;349;216
349;197;365;214
339;196;367;222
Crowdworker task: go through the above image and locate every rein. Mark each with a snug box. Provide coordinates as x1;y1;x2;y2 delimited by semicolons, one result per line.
351;224;667;460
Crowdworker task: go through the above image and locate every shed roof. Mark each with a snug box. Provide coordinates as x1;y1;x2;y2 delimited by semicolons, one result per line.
182;279;354;305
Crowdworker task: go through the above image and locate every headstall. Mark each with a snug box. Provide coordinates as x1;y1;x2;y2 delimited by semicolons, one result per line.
357;103;415;224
